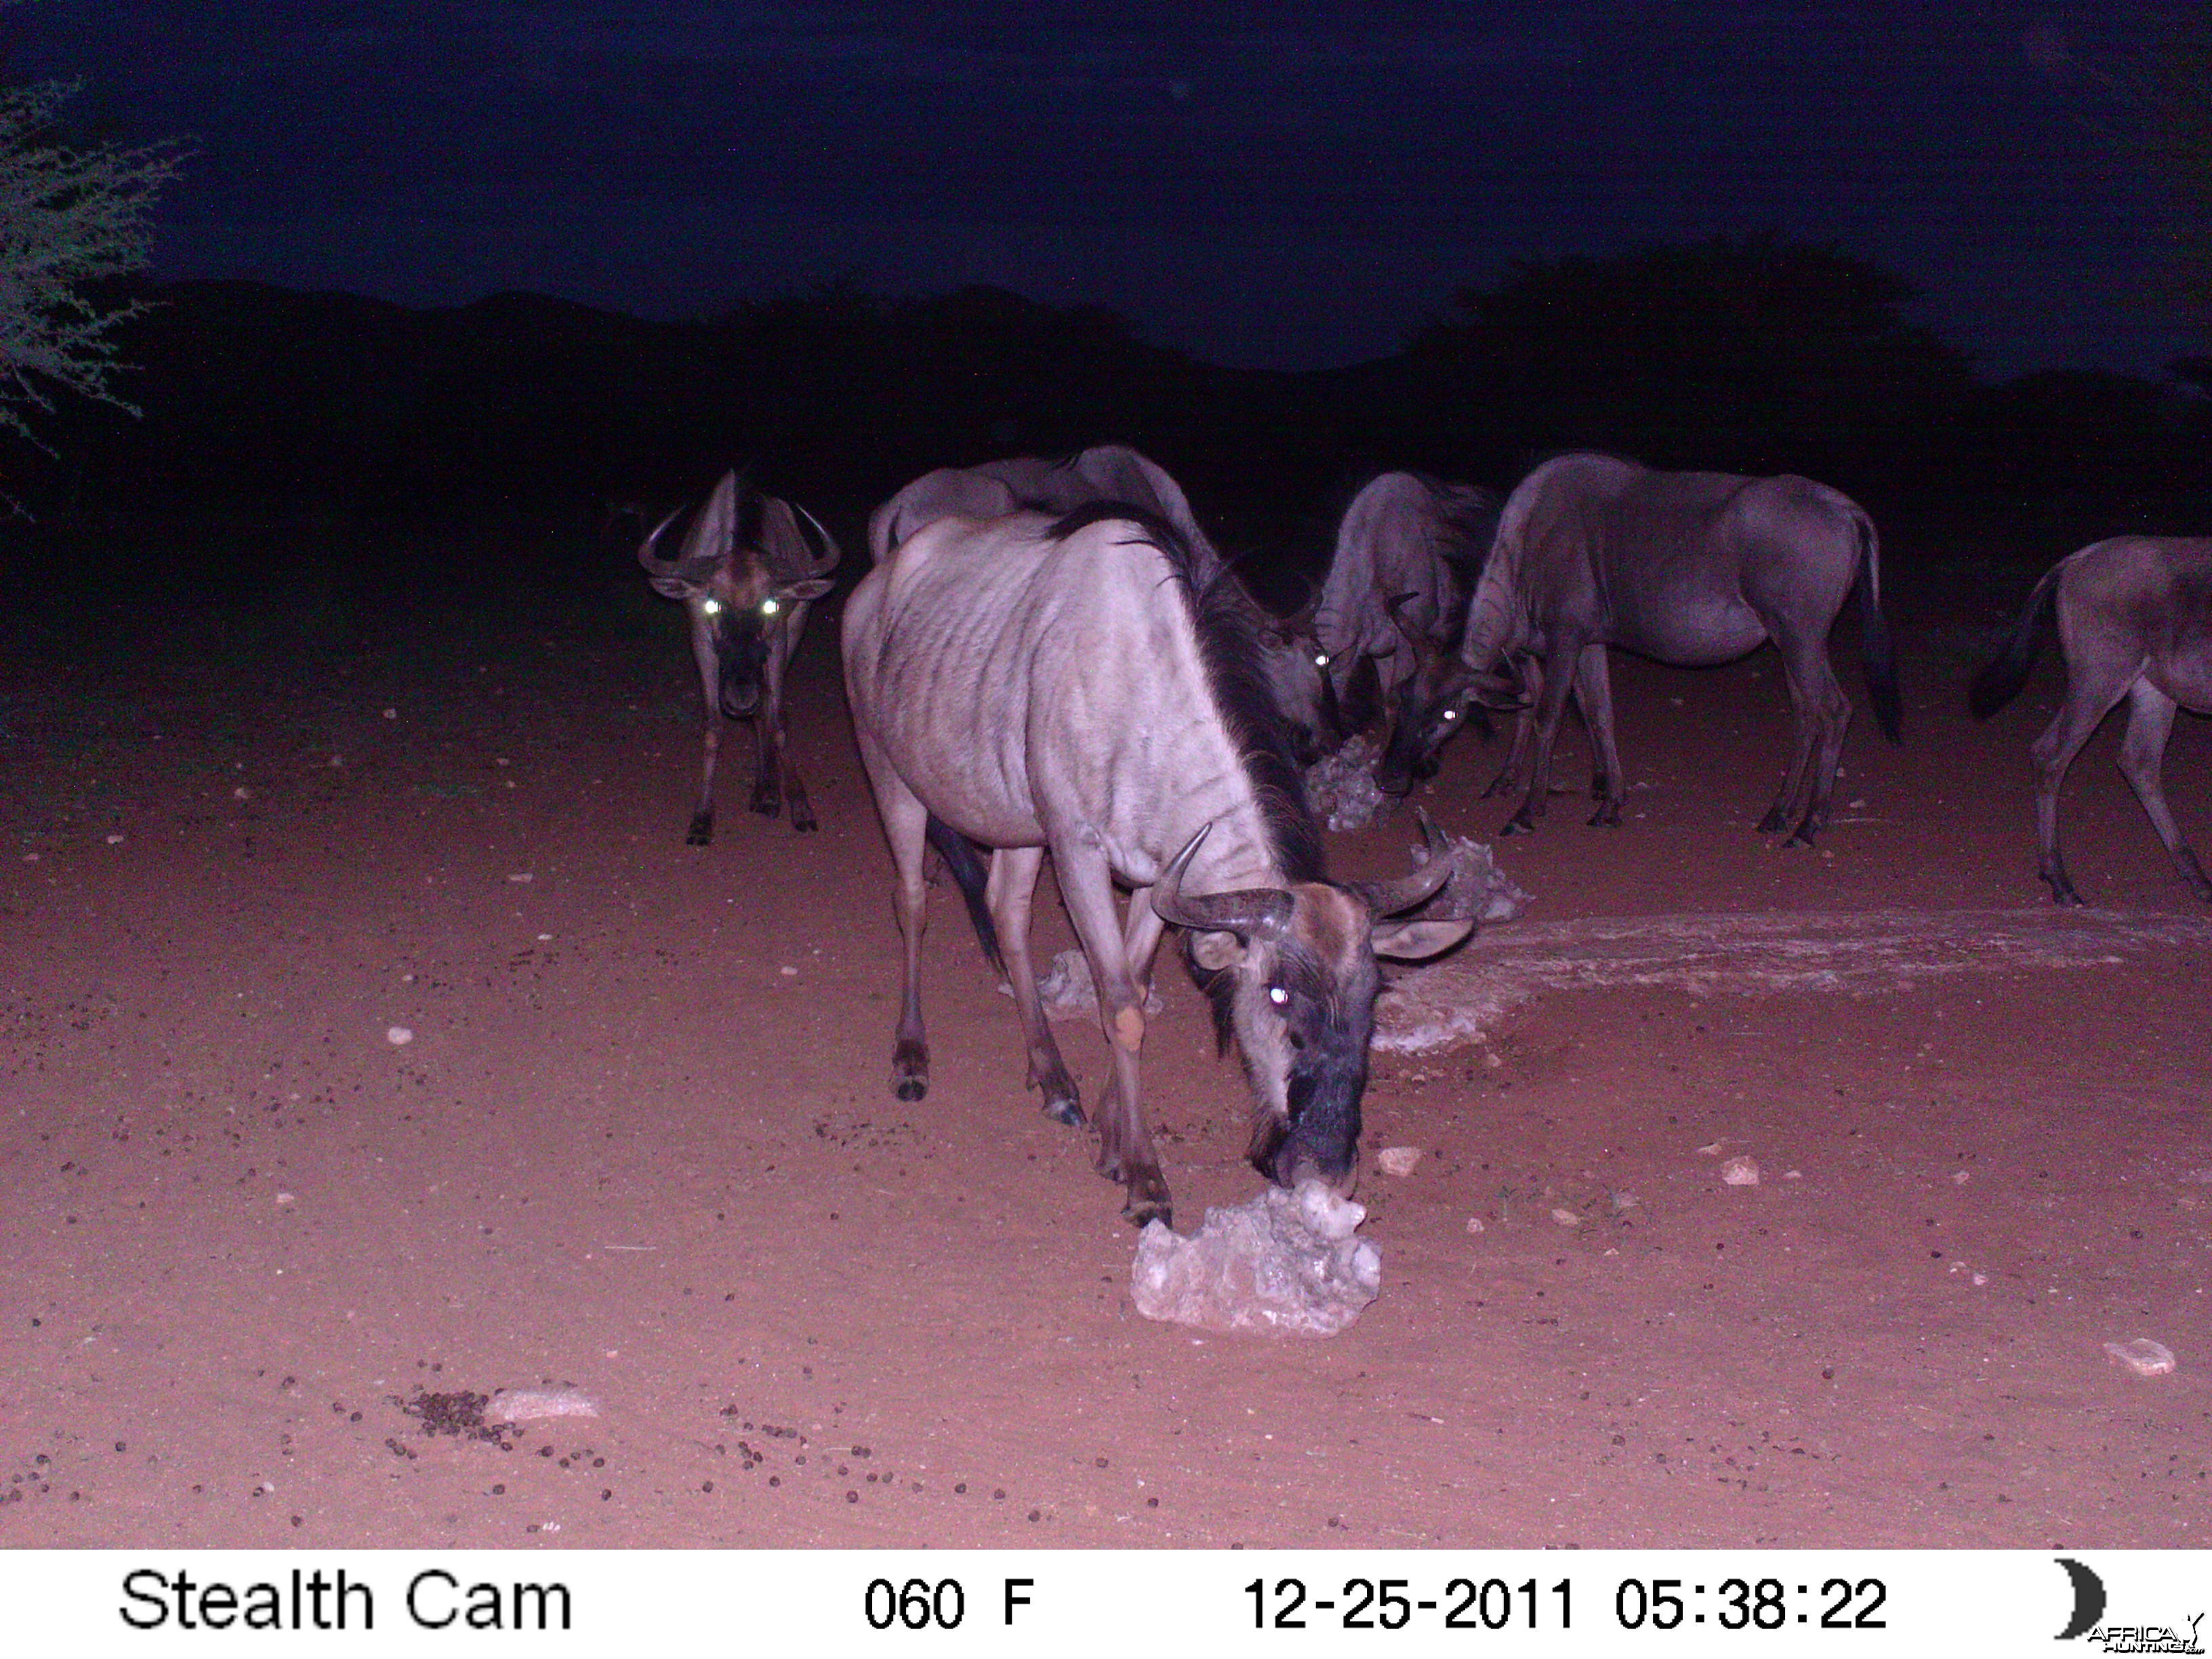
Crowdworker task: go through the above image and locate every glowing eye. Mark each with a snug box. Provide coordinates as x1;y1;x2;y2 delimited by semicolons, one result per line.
760;597;781;616
1441;708;1458;720
1267;986;1288;1006
1313;653;1329;668
701;598;722;616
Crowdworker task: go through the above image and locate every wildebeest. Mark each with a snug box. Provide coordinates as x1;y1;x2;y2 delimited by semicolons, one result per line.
867;443;1224;573
1380;453;1902;846
637;472;842;842
870;446;1336;758
1970;536;2212;905
841;503;1473;1228
1313;470;1499;745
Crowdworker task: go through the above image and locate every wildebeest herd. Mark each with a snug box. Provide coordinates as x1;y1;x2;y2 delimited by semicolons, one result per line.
639;447;2212;1229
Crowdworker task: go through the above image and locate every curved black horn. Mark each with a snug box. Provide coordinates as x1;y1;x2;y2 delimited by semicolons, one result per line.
1385;591;1443;676
790;501;844;579
636;507;684;573
1149;824;1294;940
1353;809;1456;916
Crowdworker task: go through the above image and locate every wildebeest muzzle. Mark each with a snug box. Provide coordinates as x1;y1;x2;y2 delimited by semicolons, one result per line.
1256;1033;1369;1191
716;615;771;718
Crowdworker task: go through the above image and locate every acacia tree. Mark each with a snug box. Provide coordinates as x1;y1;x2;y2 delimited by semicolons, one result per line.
0;74;183;456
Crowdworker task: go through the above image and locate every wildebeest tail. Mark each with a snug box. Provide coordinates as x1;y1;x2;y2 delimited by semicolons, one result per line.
1969;563;2062;721
1853;512;1904;743
924;814;1002;975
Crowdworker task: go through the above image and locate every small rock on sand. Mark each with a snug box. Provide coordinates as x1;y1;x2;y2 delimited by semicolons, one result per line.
1720;1155;1761;1186
2103;1338;2176;1378
1376;1146;1422;1178
385;1025;415;1046
492;1387;600;1421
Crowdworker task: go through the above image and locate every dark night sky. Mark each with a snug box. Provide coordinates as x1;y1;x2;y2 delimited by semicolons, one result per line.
43;2;2202;376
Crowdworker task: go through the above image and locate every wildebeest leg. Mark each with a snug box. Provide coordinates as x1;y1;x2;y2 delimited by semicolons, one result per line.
781;755;816;832
1484;658;1542;800
2115;682;2212;901
986;846;1086;1126
689;719;720;845
760;653;817;832
1121;884;1169;1006
1763;632;1851;846
2028;665;2132;905
687;636;720;845
747;714;783;820
1055;837;1171;1228
1502;641;1582;836
855;735;934;1097
1574;646;1625;825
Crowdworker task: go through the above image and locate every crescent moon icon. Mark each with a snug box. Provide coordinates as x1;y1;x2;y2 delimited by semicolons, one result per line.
2055;1557;2106;1641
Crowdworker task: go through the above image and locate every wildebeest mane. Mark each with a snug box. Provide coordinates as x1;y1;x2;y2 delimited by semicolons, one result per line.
1432;478;1502;578
732;480;765;552
1047;501;1326;890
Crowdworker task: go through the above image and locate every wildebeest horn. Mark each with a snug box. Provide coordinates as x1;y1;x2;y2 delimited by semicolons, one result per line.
790;501;843;579
1353;808;1456;916
636;507;683;574
636;504;724;584
1385;592;1443;677
1149;824;1294;940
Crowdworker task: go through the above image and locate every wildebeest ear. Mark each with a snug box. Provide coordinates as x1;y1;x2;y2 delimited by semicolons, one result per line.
781;576;836;602
1189;930;1246;970
648;573;697;602
1467;668;1528;710
1369;916;1473;960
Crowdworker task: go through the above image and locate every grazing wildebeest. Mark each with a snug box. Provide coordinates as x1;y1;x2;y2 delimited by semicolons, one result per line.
870;447;1336;758
1970;536;2212;905
1313;470;1499;745
1378;453;1902;846
867;444;1225;573
842;504;1473;1227
637;472;842;842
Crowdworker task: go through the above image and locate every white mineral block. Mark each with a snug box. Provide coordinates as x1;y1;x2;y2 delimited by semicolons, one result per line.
1131;1181;1380;1338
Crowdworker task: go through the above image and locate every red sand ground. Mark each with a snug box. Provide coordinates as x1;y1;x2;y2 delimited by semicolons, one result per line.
3;555;2206;1549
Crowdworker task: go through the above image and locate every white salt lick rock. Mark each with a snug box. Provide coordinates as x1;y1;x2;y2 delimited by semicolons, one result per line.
1131;1181;1381;1338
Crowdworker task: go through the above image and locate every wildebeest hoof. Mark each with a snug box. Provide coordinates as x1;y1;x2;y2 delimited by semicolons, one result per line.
1587;803;1622;827
1042;1094;1086;1129
1755;807;1790;835
792;807;819;834
892;1039;929;1101
1480;773;1517;800
750;790;781;818
1500;814;1536;838
686;814;714;846
2043;875;2085;906
1784;828;1818;849
1122;1183;1173;1232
